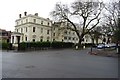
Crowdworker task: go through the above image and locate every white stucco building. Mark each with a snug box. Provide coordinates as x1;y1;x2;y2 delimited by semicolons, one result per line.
11;12;103;45
11;12;52;43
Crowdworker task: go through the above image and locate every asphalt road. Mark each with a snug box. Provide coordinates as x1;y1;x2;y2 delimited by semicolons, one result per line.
1;48;118;78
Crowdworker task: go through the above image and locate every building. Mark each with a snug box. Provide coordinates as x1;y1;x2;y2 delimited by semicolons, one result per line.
0;29;11;43
11;12;52;44
11;12;103;45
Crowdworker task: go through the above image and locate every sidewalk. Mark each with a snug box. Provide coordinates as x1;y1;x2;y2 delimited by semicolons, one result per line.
91;48;118;58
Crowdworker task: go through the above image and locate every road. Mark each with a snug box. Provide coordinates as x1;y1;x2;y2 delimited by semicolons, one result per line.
1;48;118;78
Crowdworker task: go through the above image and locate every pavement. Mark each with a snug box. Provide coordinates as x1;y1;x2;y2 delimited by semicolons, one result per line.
1;48;118;78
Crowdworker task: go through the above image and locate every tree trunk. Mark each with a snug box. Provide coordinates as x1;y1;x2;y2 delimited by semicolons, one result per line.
78;37;83;49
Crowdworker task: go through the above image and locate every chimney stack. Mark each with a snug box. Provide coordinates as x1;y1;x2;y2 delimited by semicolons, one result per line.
19;14;22;18
35;13;38;16
24;11;27;16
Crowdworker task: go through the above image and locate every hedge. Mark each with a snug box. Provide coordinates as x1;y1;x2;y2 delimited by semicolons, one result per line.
1;43;8;50
18;41;74;50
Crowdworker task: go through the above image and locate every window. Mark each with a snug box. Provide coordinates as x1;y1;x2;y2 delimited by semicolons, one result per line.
32;35;36;38
26;27;27;32
33;39;35;42
47;30;49;34
17;29;18;32
69;31;71;34
40;39;43;42
41;28;43;33
64;37;67;40
25;37;27;41
22;36;23;41
41;21;43;25
64;31;67;34
40;36;43;42
48;22;49;26
26;19;28;23
69;37;71;40
47;37;50;42
73;32;75;35
17;22;19;25
53;27;55;30
33;19;36;23
53;39;55;42
21;20;23;24
21;28;23;33
33;27;35;32
73;37;75;40
53;33;55;36
76;38;78;41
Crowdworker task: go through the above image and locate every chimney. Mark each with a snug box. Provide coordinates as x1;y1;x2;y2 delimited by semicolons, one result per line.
19;14;22;18
24;11;27;16
47;18;50;20
35;13;38;16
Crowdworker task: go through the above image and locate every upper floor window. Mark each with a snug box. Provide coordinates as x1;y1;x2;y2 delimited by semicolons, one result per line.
16;29;18;32
64;31;67;34
73;37;75;40
53;27;55;30
53;33;55;36
21;20;23;24
26;27;27;32
48;22;50;26
33;27;35;32
41;21;43;25
26;19;28;23
64;37;67;40
17;22;19;25
47;30;49;34
21;28;23;33
41;28;43;33
73;32;75;35
69;37;71;40
33;19;36;23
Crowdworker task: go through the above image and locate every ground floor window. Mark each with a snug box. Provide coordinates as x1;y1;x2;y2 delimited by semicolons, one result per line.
25;37;27;41
33;39;35;42
40;39;43;42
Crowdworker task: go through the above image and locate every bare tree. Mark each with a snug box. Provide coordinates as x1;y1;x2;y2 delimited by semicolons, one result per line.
104;1;120;32
51;0;104;48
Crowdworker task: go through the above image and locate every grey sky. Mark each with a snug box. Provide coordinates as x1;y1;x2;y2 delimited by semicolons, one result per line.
0;0;112;31
0;0;74;31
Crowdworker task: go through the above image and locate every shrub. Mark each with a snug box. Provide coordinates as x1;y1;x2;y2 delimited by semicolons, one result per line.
2;42;9;50
19;42;26;50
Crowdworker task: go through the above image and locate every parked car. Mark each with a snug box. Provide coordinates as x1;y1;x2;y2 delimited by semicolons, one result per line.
97;43;116;49
97;44;105;49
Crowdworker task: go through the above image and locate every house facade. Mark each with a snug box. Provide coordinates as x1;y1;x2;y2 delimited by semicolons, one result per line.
0;29;11;43
11;12;103;45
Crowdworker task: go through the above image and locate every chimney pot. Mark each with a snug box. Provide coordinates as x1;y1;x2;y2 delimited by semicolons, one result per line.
35;13;38;16
19;14;22;18
24;11;27;16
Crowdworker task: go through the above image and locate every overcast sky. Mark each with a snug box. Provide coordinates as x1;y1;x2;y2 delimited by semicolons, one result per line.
0;0;112;31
